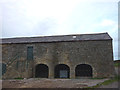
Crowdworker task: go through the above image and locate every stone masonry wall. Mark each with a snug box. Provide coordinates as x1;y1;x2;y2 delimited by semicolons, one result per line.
2;40;115;79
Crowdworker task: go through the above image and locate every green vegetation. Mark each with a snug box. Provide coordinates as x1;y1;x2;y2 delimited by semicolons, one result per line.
14;77;24;80
90;77;105;79
86;75;120;88
114;62;120;67
114;60;120;67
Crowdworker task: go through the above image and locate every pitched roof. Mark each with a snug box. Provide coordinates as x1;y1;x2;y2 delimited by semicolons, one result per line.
1;32;112;44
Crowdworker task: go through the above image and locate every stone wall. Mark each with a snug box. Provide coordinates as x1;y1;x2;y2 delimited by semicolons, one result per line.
2;40;115;79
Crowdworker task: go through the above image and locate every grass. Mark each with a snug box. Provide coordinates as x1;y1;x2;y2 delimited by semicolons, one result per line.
86;75;120;88
14;77;24;80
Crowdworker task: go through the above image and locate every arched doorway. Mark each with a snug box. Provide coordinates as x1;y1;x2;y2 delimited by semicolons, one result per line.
35;64;49;78
75;64;92;77
54;64;70;78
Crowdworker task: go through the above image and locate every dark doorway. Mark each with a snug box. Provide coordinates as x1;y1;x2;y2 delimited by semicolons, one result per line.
75;64;92;77
35;64;48;78
54;64;70;78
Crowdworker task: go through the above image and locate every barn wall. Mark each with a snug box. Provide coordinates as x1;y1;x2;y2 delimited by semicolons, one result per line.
2;40;115;79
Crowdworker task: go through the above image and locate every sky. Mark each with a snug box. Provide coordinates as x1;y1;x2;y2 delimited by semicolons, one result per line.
0;0;119;60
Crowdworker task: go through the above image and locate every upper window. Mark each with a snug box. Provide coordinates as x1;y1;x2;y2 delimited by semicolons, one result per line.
27;46;33;60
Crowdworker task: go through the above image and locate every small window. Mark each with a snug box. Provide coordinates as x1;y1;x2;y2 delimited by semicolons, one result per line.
27;46;33;60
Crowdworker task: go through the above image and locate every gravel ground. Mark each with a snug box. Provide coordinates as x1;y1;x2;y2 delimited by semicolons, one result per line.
2;78;108;88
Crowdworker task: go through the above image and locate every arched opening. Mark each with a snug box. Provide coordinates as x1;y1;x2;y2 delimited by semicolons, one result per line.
35;64;49;78
54;64;70;78
75;64;92;77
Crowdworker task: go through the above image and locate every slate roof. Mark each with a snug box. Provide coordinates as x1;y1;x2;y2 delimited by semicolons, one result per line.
1;32;112;44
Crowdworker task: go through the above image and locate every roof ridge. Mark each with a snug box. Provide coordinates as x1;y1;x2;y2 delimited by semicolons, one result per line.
1;32;108;39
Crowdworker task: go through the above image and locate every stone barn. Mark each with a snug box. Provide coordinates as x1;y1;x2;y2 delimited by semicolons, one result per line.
1;33;115;79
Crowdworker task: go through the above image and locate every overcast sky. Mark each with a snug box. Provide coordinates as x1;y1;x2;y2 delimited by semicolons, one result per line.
0;0;119;60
